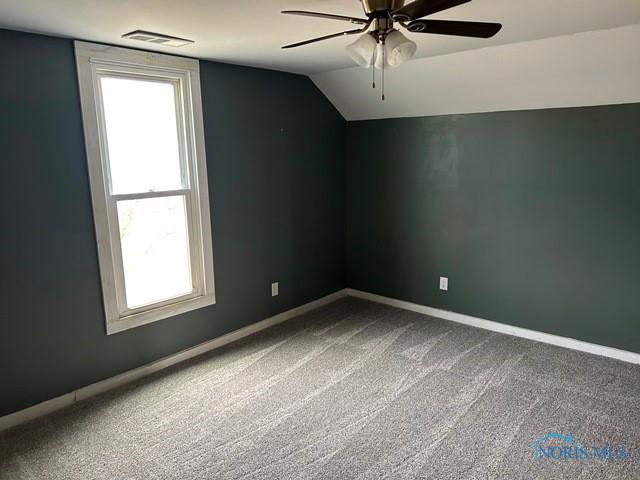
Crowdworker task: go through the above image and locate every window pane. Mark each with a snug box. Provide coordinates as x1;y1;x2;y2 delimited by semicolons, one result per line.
117;196;193;308
101;76;184;194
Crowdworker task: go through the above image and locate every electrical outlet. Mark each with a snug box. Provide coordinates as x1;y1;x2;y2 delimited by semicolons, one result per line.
271;282;279;297
439;277;449;291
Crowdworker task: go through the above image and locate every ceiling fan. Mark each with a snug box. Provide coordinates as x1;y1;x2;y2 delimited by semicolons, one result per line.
281;0;502;99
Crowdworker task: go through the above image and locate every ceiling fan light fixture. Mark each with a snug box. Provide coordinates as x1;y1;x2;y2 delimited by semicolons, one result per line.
382;30;417;68
374;43;386;70
345;33;377;68
283;0;501;100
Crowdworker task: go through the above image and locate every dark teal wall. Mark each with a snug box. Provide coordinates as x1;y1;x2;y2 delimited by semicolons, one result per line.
346;104;640;354
0;29;345;416
2;26;639;418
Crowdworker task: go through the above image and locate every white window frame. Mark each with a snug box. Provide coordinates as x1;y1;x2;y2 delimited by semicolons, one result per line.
75;41;215;335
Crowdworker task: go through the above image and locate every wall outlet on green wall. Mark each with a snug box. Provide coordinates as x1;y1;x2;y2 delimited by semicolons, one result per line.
440;277;449;291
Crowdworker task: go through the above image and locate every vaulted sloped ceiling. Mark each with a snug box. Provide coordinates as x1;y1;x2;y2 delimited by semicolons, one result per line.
1;0;640;120
312;24;640;120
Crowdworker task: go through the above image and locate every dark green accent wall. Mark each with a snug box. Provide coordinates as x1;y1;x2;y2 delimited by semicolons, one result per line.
0;29;345;416
346;104;640;354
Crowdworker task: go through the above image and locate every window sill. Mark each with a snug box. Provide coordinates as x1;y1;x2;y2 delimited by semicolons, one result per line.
106;293;216;335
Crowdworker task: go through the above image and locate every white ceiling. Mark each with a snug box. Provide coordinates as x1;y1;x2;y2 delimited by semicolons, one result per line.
311;24;640;120
1;0;640;74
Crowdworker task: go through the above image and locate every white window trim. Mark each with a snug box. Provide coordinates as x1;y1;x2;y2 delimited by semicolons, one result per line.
75;41;215;335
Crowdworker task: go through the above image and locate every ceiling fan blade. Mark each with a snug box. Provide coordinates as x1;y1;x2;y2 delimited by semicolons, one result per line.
281;10;369;25
281;29;365;49
406;19;502;38
393;0;471;21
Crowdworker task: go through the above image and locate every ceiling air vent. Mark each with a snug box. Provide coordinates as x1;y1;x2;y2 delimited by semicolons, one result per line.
121;30;194;47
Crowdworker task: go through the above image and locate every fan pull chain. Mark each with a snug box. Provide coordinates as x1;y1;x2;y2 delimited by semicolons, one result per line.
372;62;376;89
381;44;386;101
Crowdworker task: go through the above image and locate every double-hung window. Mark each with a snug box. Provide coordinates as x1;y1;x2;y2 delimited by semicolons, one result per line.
75;42;215;334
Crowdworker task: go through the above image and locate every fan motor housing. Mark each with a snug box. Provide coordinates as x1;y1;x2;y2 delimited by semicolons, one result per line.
361;0;405;15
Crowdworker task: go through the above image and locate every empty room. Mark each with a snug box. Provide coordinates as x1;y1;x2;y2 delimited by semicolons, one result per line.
1;1;639;478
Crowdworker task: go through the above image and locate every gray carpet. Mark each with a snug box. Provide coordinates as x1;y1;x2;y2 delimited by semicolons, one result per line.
1;297;639;479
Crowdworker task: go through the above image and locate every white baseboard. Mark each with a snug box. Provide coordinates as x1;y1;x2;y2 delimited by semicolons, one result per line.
5;286;636;432
346;288;640;365
0;289;348;432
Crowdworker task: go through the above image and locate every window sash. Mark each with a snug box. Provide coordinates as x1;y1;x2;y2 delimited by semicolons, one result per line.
109;190;204;317
93;69;203;317
100;76;205;316
93;68;192;196
75;41;215;335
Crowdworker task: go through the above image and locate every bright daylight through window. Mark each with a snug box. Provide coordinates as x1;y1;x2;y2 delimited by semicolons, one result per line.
75;42;215;334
